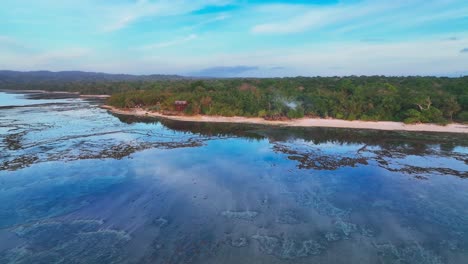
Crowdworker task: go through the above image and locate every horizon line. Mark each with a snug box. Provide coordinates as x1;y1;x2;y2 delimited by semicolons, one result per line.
1;69;467;79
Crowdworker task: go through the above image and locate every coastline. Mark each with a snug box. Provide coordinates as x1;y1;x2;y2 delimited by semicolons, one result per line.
0;89;110;99
101;105;468;134
79;94;111;99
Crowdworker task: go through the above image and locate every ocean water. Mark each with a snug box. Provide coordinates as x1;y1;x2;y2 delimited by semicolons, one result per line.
0;92;467;264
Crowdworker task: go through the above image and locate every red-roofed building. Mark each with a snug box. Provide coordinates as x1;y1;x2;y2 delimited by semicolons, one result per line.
174;101;188;111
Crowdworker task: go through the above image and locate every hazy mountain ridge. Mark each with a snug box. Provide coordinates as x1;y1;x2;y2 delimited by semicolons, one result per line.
0;70;187;83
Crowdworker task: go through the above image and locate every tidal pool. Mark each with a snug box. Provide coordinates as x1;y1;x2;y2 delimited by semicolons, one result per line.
0;92;467;264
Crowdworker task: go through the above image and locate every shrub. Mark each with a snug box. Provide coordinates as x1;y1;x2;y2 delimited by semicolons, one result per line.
257;110;267;117
457;111;468;123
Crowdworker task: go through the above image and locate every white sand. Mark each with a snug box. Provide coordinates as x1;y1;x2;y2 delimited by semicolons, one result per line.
101;105;468;134
80;94;110;99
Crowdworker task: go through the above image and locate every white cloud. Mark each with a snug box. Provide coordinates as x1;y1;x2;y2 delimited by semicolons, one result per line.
141;34;198;49
34;48;91;62
0;35;38;56
251;1;396;34
0;47;92;71
0;35;16;45
0;35;29;50
251;0;468;35
183;14;229;31
4;0;235;33
103;15;138;33
141;34;468;77
2;34;467;77
101;0;233;32
2;0;467;77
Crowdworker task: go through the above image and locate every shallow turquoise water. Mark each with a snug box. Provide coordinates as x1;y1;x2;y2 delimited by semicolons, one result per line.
0;92;467;263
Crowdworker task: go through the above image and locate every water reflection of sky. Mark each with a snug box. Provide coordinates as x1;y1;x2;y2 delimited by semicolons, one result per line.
0;92;468;264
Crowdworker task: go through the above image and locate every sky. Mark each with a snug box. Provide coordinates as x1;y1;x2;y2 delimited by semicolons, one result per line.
0;0;467;77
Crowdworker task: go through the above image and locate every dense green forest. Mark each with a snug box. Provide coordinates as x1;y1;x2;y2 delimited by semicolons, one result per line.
106;76;467;124
1;71;467;123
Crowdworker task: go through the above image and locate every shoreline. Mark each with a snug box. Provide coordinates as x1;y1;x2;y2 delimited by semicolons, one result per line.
79;94;111;99
101;105;468;134
0;89;110;99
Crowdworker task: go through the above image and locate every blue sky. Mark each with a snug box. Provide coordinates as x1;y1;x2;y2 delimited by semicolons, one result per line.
0;0;467;77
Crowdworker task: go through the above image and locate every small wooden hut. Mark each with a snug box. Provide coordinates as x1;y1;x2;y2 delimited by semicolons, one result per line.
174;101;188;111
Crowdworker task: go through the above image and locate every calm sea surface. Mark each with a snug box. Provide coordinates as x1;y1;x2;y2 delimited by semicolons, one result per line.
0;91;467;264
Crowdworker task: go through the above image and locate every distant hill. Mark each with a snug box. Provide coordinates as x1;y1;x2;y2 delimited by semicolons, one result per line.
0;70;191;94
0;70;186;83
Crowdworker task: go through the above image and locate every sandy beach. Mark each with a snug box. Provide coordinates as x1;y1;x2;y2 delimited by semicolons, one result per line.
101;105;468;134
79;94;111;99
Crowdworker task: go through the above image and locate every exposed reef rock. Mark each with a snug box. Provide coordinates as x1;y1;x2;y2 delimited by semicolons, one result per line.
373;242;443;264
273;143;368;170
221;211;259;221
0;220;130;264
251;234;324;259
228;237;249;248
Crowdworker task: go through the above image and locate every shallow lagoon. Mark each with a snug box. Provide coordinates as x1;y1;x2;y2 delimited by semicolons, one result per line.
0;92;467;264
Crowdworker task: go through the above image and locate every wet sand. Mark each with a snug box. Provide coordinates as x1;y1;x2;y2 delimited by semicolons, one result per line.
102;105;468;134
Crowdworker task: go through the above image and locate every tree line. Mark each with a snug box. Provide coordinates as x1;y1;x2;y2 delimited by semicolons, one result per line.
1;72;466;124
106;76;468;124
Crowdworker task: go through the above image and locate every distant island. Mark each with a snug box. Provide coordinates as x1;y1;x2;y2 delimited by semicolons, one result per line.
1;71;467;127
